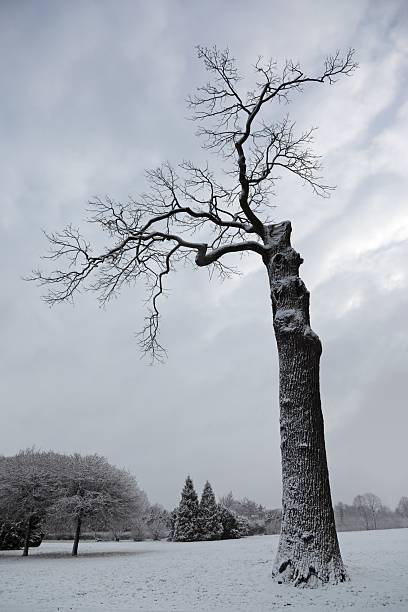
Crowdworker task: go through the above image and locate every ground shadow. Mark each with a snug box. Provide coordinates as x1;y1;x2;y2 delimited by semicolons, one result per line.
0;549;157;561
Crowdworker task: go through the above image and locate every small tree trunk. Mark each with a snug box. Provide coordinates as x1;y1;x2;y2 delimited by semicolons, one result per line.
264;221;347;586
22;516;33;557
72;514;82;556
0;522;6;549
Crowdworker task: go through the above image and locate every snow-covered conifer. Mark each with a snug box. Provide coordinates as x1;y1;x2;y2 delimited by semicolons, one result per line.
173;476;199;542
198;481;222;541
218;505;248;540
168;508;178;541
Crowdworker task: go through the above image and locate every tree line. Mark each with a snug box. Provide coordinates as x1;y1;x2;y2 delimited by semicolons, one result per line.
216;492;408;534
169;477;281;542
334;493;408;532
2;451;407;557
170;481;408;541
170;477;248;542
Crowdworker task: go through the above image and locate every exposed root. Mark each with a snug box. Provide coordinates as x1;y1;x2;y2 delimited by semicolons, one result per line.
272;557;349;588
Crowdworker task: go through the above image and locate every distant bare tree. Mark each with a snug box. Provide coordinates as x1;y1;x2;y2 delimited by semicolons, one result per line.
396;496;408;521
365;493;383;530
219;492;235;510
146;503;169;540
353;495;370;530
130;516;150;542
334;502;347;529
265;509;282;535
353;493;383;530
31;46;357;585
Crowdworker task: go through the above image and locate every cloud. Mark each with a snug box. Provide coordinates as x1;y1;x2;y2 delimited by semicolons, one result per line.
0;0;407;510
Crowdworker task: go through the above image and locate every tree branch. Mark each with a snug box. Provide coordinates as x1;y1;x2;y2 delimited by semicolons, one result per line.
30;46;357;359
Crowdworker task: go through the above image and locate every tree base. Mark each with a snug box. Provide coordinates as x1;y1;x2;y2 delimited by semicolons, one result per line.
272;555;348;587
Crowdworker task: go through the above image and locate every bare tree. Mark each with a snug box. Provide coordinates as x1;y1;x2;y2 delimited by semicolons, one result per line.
353;494;371;530
396;496;408;521
31;46;357;585
145;503;169;540
219;492;235;510
265;509;282;535
365;493;383;530
353;493;383;530
334;502;347;529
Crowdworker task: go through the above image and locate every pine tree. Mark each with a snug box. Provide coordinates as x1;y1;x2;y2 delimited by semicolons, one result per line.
167;508;178;541
198;481;223;541
173;476;200;542
218;505;248;540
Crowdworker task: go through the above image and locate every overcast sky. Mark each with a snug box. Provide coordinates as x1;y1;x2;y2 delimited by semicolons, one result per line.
1;0;407;511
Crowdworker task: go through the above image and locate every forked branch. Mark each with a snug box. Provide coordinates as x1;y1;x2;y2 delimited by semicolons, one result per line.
31;46;357;359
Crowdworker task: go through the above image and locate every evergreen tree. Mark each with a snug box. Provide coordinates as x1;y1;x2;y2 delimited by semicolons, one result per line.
218;505;248;540
168;508;178;541
198;481;222;541
173;476;199;542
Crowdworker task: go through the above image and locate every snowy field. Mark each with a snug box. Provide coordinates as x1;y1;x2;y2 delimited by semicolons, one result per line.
1;530;408;611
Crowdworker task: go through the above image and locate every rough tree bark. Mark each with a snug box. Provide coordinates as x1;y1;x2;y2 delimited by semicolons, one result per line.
264;221;346;585
72;512;82;557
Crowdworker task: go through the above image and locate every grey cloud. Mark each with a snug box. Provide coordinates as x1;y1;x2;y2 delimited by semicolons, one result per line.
1;0;407;510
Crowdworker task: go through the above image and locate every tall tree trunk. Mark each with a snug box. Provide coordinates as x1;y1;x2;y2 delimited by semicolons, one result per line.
264;221;347;586
72;513;82;556
22;515;33;557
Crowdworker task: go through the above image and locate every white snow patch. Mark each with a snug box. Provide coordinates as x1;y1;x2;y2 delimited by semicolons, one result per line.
274;308;304;332
1;529;407;611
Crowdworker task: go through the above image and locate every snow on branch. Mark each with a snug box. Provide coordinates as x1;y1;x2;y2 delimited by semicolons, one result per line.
30;46;357;360
30;162;266;360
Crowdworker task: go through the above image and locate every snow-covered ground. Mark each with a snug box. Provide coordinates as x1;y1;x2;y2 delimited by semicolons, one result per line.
1;529;407;611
